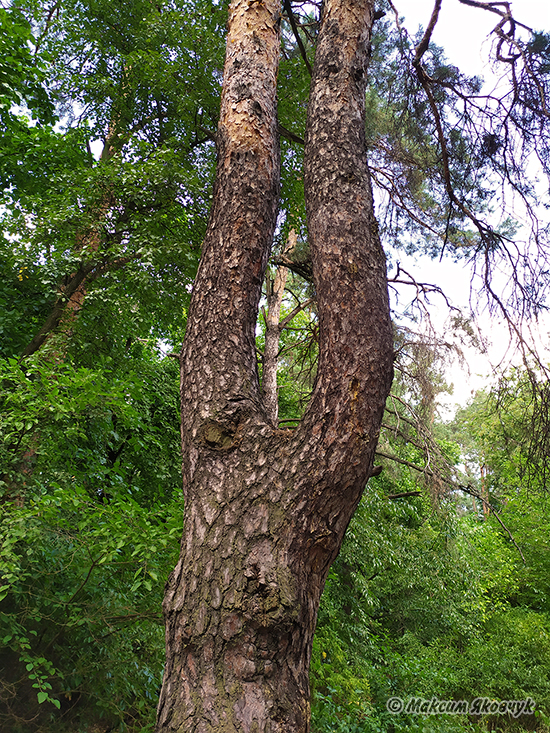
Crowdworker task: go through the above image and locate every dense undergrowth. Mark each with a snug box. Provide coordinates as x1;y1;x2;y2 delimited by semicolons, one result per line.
2;356;550;732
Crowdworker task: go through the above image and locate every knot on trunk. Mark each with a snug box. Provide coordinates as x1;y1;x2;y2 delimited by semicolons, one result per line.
198;419;239;450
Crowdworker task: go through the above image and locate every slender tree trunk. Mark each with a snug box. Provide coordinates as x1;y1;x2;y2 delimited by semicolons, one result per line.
156;0;393;730
21;256;102;358
261;230;300;425
20;183;116;359
21;95;125;360
262;262;288;425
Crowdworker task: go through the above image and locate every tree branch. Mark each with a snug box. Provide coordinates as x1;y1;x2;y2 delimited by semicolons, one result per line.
279;123;305;146
279;298;313;330
282;0;313;76
413;0;442;67
458;483;526;563
376;449;526;563
387;490;422;500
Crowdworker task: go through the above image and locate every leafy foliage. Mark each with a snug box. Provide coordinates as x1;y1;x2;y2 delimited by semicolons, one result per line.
309;395;550;733
0;349;183;730
0;488;181;731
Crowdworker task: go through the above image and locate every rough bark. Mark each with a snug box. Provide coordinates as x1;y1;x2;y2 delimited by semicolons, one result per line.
155;0;393;730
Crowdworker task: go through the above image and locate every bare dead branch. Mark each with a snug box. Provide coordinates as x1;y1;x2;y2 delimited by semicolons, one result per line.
282;0;313;76
459;483;526;562
280;298;313;329
279;123;305;146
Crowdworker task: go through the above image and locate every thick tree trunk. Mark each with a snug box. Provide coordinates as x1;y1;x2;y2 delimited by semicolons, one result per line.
155;0;393;730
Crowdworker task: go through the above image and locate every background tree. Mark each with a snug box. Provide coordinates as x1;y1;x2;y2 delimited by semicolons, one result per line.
1;0;226;362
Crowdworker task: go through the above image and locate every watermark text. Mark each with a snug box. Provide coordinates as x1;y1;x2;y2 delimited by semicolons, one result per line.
386;696;535;718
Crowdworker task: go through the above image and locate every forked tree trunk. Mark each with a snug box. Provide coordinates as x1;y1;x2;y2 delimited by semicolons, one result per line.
155;0;393;730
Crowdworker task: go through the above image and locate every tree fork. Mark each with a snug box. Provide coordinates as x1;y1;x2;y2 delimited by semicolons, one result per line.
156;0;393;730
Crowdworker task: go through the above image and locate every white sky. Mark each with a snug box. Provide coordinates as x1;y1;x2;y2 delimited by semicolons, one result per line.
398;0;550;75
386;0;550;414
